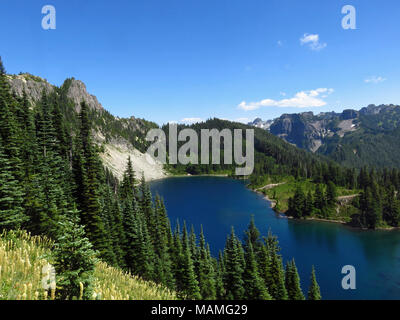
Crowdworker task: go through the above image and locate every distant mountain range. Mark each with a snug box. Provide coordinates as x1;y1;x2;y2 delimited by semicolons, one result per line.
248;105;400;168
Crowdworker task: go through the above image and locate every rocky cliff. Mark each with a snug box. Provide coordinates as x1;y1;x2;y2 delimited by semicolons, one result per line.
6;73;167;181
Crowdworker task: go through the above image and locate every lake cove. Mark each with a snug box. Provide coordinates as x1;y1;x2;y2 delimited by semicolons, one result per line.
150;176;400;300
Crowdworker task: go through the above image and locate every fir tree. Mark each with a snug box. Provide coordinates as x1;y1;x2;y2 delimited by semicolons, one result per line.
197;225;216;299
0;57;5;75
153;195;174;288
0;145;26;230
285;259;305;300
264;232;287;300
120;156;137;200
326;181;337;208
243;241;271;300
307;266;322;300
52;211;97;300
223;227;245;299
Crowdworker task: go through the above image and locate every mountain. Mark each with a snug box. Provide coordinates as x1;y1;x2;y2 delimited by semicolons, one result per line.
6;73;167;180
248;104;400;168
7;73;342;183
247;117;273;130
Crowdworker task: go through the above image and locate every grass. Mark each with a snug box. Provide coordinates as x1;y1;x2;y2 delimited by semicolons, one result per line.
0;230;177;300
255;177;360;213
264;178;313;212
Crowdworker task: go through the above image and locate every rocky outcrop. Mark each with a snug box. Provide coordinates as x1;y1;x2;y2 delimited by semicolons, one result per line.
6;74;54;103
7;74;104;113
6;73;165;181
251;109;361;153
63;78;104;113
248;118;273;130
95;131;167;181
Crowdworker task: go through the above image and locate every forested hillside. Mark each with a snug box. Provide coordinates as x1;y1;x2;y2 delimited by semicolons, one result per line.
167;119;400;229
0;57;320;300
6;72;165;181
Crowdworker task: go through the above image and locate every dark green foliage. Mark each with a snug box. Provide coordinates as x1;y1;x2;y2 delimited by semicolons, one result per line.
308;266;322;300
284;259;305;300
264;232;287;300
52;211;97;300
0;57;5;75
223;227;245;299
287;182;340;221
0;146;26;229
196;226;216;299
172;222;201;299
73;102;112;262
243;241;271;300
287;187;306;219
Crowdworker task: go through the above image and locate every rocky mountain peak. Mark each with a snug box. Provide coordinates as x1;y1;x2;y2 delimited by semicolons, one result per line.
6;74;104;113
62;78;104;113
6;73;54;103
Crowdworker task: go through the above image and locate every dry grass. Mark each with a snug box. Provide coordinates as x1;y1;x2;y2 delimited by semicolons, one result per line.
0;230;52;300
0;230;176;300
93;262;176;300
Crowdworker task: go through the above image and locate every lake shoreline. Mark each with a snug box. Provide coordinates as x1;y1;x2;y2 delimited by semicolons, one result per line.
251;183;400;232
156;174;399;231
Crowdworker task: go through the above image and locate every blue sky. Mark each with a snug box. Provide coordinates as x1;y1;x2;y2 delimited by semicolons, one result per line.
1;0;399;125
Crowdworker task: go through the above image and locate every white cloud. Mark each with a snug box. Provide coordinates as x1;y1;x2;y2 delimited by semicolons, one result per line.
364;76;386;84
300;33;327;51
238;88;334;111
180;117;203;124
277;40;283;47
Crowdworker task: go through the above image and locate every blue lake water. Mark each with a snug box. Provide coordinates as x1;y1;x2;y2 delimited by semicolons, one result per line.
150;176;400;300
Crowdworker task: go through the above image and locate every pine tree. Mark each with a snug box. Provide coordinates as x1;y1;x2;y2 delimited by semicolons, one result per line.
120;156;137;200
285;259;305;300
314;184;327;217
326;181;337;208
0;57;5;75
153;195;174;288
265;232;287;300
0;145;26;230
307;266;322;300
223;227;245;299
197;226;216;299
383;187;400;227
52;211;97;300
360;186;381;229
288;187;306;218
139;174;156;241
215;251;225;299
304;191;314;217
109;195;126;267
73;101;113;262
244;216;262;255
243;241;271;300
121;198;140;271
171;222;200;299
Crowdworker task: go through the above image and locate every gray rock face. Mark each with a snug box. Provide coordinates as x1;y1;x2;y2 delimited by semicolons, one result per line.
6;74;54;103
65;79;104;113
251;109;361;153
7;74;104;114
247;118;273;130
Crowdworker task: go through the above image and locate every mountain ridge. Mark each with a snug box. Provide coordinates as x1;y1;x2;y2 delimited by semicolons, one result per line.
248;104;400;168
6;73;167;181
